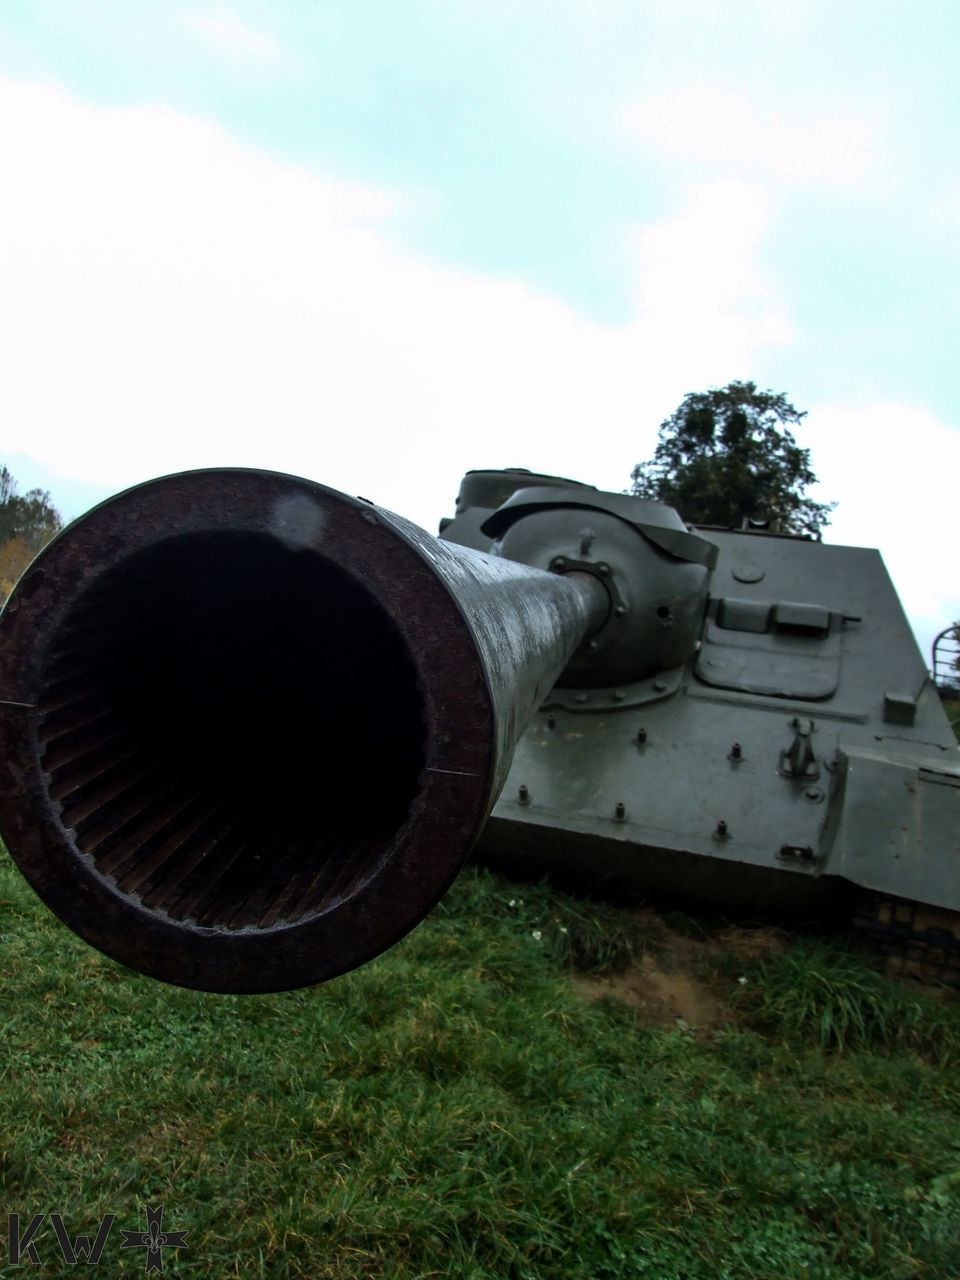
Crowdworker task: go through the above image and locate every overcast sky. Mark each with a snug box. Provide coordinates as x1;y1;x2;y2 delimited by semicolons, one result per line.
1;1;958;660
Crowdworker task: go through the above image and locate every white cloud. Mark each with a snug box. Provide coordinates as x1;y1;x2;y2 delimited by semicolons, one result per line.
806;403;960;660
623;85;879;187
3;74;953;661
0;82;592;522
627;180;791;372
180;3;302;75
0;77;787;530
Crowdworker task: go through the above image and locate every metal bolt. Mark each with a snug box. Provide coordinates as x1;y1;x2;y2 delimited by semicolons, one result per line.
614;801;626;820
597;562;611;575
614;604;627;617
574;692;587;703
636;727;647;745
715;819;729;839
553;556;567;571
730;742;742;760
518;785;530;804
653;680;667;692
586;639;599;652
612;689;626;702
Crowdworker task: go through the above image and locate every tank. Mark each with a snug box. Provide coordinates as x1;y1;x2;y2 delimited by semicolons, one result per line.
0;465;957;992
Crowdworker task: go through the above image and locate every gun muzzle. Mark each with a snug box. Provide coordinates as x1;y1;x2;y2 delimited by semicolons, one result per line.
0;470;605;992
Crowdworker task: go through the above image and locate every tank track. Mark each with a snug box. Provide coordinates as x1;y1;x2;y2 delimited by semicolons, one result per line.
853;894;960;987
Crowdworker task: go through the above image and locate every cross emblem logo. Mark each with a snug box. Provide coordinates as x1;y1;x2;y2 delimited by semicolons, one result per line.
119;1204;188;1273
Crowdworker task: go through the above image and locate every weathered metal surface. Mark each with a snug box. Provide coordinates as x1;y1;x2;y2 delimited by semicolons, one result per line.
442;470;960;930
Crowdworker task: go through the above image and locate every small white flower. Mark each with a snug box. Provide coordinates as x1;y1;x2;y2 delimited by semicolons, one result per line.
559;926;568;934
508;899;516;908
531;930;542;941
738;976;748;985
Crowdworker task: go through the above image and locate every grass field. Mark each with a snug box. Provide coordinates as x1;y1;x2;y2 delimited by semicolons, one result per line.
1;847;959;1279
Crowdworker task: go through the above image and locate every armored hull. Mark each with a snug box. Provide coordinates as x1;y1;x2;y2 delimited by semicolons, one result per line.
442;472;960;977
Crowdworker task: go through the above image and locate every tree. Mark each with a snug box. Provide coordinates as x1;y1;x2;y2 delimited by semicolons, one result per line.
0;534;35;603
630;381;835;537
0;465;63;602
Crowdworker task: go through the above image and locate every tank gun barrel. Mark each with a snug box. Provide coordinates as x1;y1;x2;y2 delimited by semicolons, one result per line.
0;469;607;993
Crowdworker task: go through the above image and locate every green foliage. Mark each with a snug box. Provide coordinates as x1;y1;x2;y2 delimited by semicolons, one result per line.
463;874;657;975
631;381;835;536
0;464;62;552
739;936;960;1060
1;850;959;1278
0;464;62;602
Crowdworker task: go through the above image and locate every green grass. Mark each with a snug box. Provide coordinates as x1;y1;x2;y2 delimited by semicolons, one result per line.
1;851;959;1278
740;935;960;1059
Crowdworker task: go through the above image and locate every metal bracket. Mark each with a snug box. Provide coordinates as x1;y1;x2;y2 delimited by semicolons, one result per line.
779;717;819;780
548;553;627;626
777;844;822;865
540;664;684;713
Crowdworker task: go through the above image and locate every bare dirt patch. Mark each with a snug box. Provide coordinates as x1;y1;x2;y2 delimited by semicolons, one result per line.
572;911;787;1029
574;953;723;1028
